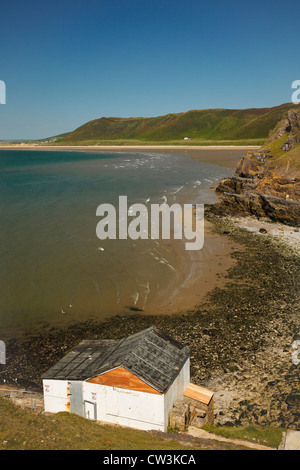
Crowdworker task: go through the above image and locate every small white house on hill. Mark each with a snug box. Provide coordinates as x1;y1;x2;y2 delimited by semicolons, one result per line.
42;327;190;431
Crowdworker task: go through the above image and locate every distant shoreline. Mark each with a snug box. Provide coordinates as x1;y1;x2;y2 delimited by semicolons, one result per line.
0;144;260;151
0;148;245;336
0;143;252;170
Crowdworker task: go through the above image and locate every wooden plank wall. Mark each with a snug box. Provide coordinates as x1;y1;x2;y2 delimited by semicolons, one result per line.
86;367;161;395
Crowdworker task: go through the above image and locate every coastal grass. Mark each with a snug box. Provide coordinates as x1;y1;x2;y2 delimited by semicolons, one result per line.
260;133;300;173
0;138;265;147
0;397;283;450
201;424;284;449
0;397;199;450
44;138;265;147
0;397;246;450
1;218;299;438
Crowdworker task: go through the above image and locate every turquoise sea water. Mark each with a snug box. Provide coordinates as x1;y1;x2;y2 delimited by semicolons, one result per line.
0;149;242;337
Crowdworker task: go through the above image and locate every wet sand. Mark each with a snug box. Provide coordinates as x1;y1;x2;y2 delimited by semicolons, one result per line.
0;145;248;335
3;215;299;430
0;145;260;149
145;219;242;315
1;146;298;430
0;144;258;170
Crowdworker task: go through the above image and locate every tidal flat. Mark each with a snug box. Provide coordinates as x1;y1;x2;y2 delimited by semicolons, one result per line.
1;215;299;429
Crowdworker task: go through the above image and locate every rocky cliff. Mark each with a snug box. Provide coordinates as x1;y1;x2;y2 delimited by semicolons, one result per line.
208;109;300;226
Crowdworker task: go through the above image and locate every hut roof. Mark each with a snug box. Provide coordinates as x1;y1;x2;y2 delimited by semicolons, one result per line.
42;327;190;393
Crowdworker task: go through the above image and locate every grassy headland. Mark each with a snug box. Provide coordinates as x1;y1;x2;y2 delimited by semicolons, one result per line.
29;103;299;146
209;108;300;225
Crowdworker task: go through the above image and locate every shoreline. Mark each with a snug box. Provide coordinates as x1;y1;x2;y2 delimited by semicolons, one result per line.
0;142;251;173
0;144;260;150
2;215;299;429
2;145;298;428
0;207;242;339
0;146;251;337
149;218;242;316
0;146;247;332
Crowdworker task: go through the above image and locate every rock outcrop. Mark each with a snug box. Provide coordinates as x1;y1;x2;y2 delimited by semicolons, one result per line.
208;109;300;226
169;397;213;431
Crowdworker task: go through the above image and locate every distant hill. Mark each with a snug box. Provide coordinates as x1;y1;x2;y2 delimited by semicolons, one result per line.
60;103;299;144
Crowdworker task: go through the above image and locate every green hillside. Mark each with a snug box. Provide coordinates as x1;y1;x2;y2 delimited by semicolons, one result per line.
59;103;299;145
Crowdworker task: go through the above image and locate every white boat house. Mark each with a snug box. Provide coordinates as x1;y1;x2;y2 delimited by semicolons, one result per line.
42;327;191;431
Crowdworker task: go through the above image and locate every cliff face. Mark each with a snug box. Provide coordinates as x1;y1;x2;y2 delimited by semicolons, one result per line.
209;109;300;226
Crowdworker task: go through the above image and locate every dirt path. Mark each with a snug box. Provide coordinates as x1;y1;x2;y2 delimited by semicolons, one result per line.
187;426;274;450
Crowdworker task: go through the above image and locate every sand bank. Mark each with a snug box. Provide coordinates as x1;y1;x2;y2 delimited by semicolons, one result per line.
0;144;247;330
141;219;242;316
0;143;255;172
0;144;260;150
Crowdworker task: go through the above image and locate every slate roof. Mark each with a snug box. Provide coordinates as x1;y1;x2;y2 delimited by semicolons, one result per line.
41;327;190;393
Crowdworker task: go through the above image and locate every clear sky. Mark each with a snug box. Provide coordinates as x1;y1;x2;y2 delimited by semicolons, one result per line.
0;0;300;139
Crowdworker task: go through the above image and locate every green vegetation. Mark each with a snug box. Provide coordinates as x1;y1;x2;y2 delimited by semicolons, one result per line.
0;397;204;450
202;424;284;449
56;103;298;145
45;138;265;146
260;135;300;172
0;397;284;450
256;110;300;175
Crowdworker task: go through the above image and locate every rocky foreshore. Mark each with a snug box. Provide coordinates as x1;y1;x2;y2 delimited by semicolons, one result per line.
1;216;299;429
209;184;300;226
207;109;300;226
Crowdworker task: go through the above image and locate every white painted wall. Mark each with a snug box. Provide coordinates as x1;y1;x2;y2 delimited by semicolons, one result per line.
83;381;165;431
43;358;190;431
163;357;190;428
43;379;70;414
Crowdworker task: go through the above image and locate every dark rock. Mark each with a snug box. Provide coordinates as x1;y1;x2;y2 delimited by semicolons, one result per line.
260;194;300;226
286;395;300;407
125;306;143;312
281;141;294;151
209;109;300;226
215;176;256;195
207;192;300;226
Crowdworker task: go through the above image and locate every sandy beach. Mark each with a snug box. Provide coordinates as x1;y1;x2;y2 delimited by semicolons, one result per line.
2;214;299;430
0;144;260;151
0;145;249;336
0;143;258;172
146;219;243;316
0;144;255;328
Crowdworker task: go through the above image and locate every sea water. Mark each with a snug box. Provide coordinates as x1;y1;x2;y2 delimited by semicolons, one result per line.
0;148;242;336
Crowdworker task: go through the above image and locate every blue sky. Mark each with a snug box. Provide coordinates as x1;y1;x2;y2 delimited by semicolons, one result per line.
0;0;300;139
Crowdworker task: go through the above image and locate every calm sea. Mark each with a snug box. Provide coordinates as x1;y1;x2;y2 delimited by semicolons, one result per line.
0;148;242;337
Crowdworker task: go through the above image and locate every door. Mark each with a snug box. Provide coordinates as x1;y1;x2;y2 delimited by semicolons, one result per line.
84;400;97;421
69;381;84;417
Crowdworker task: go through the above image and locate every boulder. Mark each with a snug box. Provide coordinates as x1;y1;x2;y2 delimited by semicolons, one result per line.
207;191;300;226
